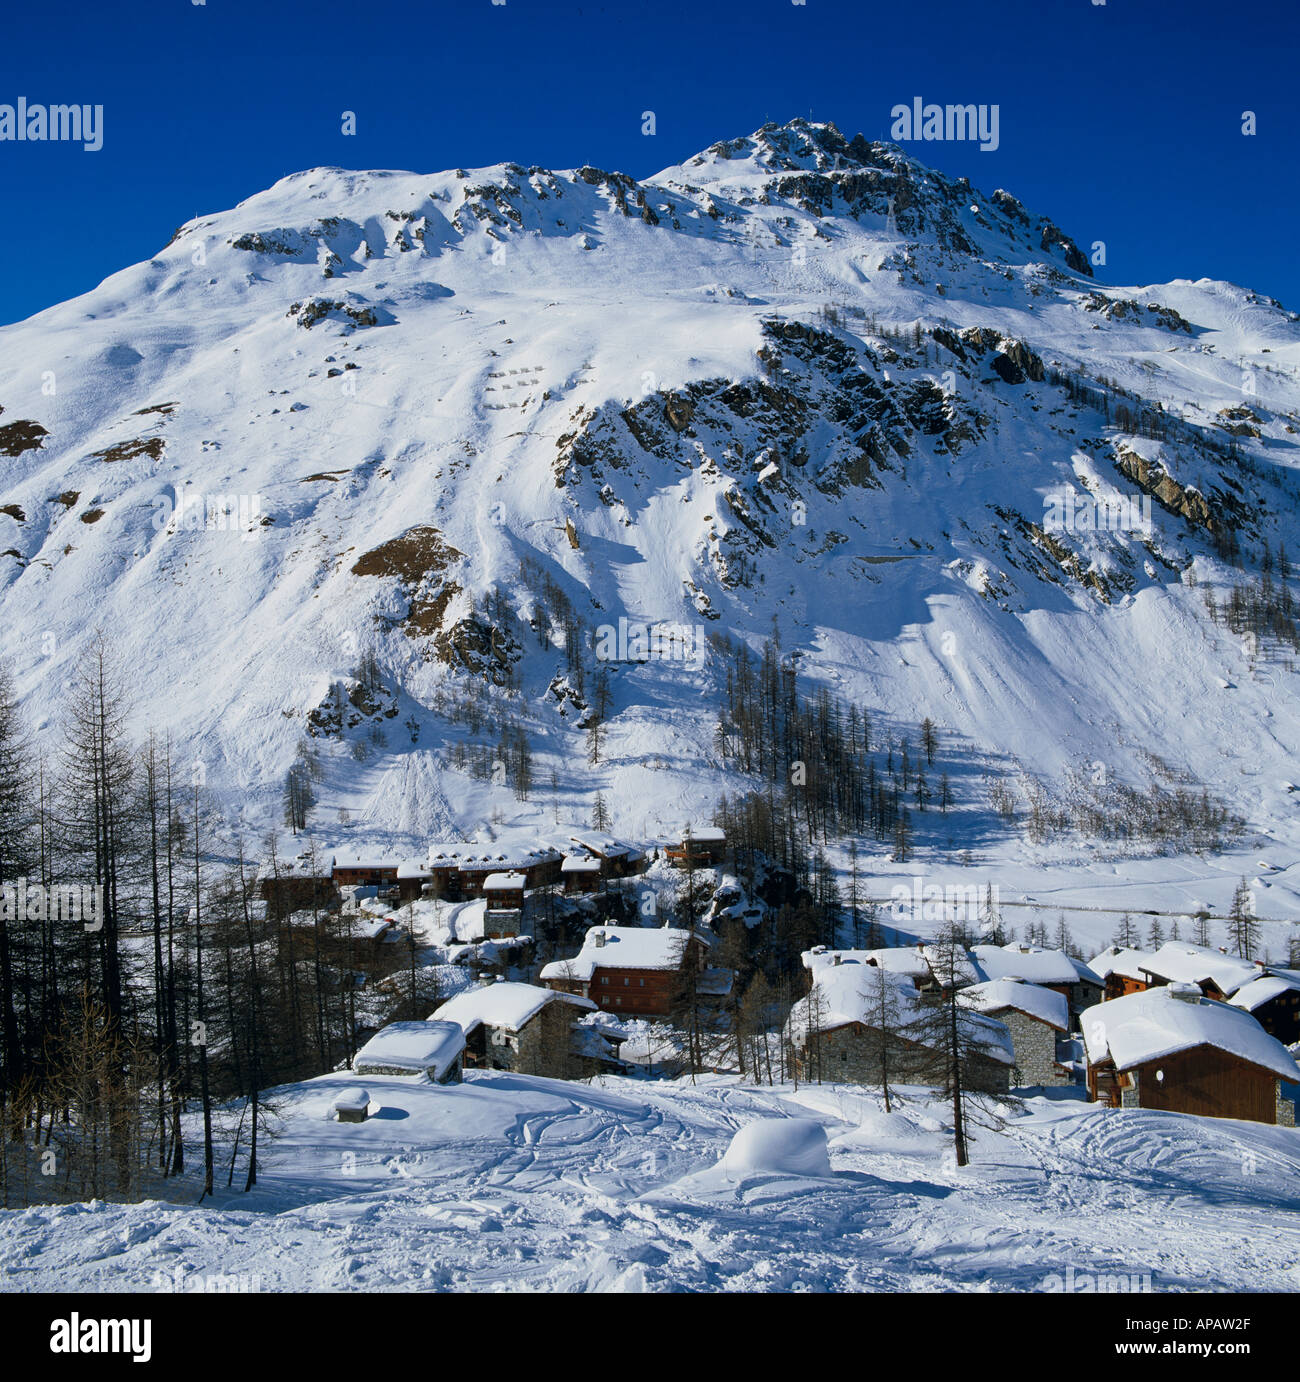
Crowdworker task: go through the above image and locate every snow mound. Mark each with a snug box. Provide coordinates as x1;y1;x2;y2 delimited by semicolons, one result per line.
718;1118;832;1178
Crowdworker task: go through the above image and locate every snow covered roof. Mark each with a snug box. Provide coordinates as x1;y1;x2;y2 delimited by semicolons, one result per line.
332;852;401;871
1080;986;1300;1082
682;826;726;842
561;853;602;873
1088;946;1153;983
920;943;983;988
958;979;1069;1031
569;833;644;861
539;925;705;981
698;968;735;997
356;916;393;941
433;981;595;1035
397;859;431;879
971;943;1078;987
788;965;1014;1064
353;1020;466;1079
1138;942;1264;997
861;947;933;980
1229;974;1300;1014
483;872;527;891
426;840;561;870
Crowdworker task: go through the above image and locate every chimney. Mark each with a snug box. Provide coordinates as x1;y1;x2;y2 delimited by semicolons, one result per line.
591;929;606;948
1168;982;1202;1004
830;953;842;966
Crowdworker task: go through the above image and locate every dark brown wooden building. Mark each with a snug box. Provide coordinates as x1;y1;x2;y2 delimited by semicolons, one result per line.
664;826;725;869
540;925;711;1017
1082;984;1299;1126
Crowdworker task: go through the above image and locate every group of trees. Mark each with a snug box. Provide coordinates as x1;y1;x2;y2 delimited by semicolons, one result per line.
711;634;951;867
1205;541;1299;660
0;640;405;1209
1003;766;1242;855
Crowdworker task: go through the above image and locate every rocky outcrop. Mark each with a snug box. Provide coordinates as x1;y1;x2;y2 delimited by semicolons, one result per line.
0;416;49;457
1113;445;1217;533
287;297;379;330
1217;405;1262;438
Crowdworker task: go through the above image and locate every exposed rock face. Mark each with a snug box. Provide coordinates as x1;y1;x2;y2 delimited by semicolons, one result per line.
0;417;49;457
307;676;401;737
664;395;695;433
351;526;462;585
1082;292;1192;333
432;614;521;685
1217;405;1262;438
287;298;379;330
90;437;165;463
1113;445;1217;532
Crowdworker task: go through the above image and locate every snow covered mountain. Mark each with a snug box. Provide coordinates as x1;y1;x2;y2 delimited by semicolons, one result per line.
2;117;1299;934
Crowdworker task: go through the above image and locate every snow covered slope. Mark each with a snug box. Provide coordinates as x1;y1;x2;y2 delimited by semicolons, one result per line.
3;118;1299;941
2;1071;1297;1292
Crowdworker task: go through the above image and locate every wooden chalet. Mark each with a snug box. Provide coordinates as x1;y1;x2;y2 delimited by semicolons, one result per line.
1089;946;1154;1001
540;925;712;1017
1136;942;1265;1003
561;852;603;894
1229;973;1300;1046
1081;984;1300;1125
664;825;726;869
331;854;402;889
258;868;339;921
396;859;433;902
426;843;562;899
568;835;648;879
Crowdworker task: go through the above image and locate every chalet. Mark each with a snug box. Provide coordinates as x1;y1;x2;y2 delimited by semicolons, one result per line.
664;825;726;870
396;859;433;902
567;834;648;879
972;942;1074;998
539;924;712;1017
1136;941;1265;1002
957;979;1072;1087
787;963;1014;1089
1089;946;1154;1001
352;1020;466;1085
433;981;598;1078
805;946;930;990
426;842;563;899
971;941;1103;1024
354;914;396;959
1229;973;1300;1046
481;872;526;939
1081;984;1300;1125
561;852;604;895
331;853;402;889
258;865;339;921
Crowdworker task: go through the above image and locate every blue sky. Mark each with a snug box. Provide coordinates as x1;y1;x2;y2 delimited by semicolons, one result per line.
0;0;1296;325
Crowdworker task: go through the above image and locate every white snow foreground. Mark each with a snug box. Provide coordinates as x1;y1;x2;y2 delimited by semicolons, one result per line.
2;1070;1299;1293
